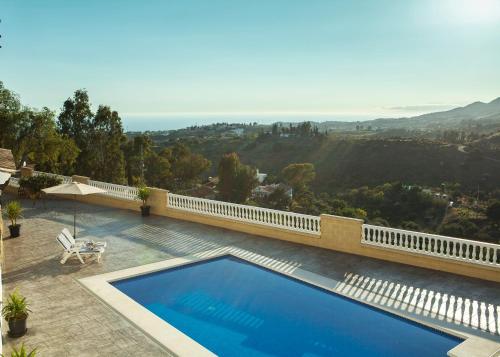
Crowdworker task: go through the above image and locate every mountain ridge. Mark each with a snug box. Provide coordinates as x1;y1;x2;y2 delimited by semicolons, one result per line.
274;97;500;131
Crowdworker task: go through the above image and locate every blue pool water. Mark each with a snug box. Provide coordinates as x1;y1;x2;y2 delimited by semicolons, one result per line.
112;256;462;356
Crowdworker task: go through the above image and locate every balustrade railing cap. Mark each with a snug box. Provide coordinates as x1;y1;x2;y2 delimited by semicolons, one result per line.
321;214;364;223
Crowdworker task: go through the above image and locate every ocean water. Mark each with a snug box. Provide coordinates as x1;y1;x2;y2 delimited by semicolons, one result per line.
121;114;376;132
113;256;461;356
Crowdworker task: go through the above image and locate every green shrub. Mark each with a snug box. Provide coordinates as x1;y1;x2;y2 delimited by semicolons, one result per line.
370;217;390;227
19;174;62;201
2;290;31;321
4;201;23;227
438;223;464;237
401;221;420;231
487;200;500;221
136;186;151;207
2;343;37;357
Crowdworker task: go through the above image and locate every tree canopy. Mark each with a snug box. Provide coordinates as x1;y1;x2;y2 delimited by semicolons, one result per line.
217;153;258;203
0;81;79;173
282;163;316;192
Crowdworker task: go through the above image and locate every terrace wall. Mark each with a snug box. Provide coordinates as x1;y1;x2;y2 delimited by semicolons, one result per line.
8;169;500;283
320;215;500;283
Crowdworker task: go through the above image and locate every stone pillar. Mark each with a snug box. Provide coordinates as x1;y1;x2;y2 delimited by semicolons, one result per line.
320;214;364;252
148;187;168;215
72;175;90;184
20;167;33;178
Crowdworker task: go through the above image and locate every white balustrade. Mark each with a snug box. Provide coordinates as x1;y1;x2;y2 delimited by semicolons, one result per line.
33;171;72;184
168;193;321;235
88;180;138;201
11;171;500;271
362;224;500;268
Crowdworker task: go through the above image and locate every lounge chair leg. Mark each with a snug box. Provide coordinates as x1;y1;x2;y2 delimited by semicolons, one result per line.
76;252;85;264
60;252;71;264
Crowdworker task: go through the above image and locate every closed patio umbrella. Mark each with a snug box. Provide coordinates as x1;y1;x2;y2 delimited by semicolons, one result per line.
42;182;106;238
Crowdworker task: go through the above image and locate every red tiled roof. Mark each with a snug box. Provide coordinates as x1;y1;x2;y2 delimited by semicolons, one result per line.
0;148;16;171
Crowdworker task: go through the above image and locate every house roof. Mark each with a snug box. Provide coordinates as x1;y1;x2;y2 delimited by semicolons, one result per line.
0;148;16;172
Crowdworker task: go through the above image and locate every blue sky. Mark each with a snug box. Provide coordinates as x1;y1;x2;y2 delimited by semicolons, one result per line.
1;0;500;120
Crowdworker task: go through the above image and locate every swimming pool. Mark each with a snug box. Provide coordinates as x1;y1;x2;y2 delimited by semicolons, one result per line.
111;255;462;356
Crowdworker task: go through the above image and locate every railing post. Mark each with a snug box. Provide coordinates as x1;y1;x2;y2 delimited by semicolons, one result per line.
320;214;364;251
20;167;33;178
148;187;168;215
72;175;90;184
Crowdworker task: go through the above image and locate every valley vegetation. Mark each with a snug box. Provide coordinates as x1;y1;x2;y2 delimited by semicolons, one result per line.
1;81;499;243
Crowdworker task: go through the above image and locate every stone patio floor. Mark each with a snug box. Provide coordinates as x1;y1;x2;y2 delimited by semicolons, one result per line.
1;194;499;356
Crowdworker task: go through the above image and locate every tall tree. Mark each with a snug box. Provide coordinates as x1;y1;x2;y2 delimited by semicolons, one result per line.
57;89;93;173
123;134;155;185
0;82;29;163
89;106;126;183
144;150;172;188
16;108;79;173
157;143;211;190
217;153;258;203
1;82;79;171
282;163;316;192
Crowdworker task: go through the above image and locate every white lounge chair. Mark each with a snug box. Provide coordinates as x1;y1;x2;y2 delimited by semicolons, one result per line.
61;228;91;244
57;233;106;264
61;228;106;248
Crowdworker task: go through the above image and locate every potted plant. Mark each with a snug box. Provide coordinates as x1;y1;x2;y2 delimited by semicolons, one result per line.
4;343;37;357
2;290;31;338
136;185;151;217
5;201;23;238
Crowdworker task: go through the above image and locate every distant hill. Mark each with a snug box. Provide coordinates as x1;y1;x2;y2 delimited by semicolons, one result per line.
181;134;500;193
240;137;500;192
274;97;500;132
147;97;500;192
368;97;500;130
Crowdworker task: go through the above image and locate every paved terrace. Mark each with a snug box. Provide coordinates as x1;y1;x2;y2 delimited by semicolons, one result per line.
1;194;500;356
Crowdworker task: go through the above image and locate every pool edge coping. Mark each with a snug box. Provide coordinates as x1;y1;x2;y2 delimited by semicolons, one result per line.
78;250;500;357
